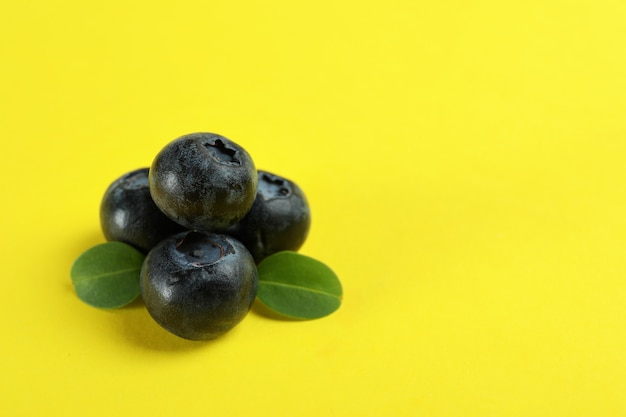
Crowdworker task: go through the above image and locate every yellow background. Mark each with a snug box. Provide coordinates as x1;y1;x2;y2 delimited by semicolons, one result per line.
1;0;626;416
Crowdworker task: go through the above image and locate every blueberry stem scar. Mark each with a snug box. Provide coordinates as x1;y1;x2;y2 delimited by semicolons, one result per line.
203;139;240;165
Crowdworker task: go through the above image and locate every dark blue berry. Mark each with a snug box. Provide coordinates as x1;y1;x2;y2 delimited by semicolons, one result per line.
149;133;257;232
100;168;186;253
140;231;258;340
227;170;311;263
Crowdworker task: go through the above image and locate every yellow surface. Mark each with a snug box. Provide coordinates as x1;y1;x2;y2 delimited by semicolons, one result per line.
2;1;626;416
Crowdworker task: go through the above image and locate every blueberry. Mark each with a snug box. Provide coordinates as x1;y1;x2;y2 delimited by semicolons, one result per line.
149;133;257;232
100;168;186;253
140;231;258;340
227;170;311;263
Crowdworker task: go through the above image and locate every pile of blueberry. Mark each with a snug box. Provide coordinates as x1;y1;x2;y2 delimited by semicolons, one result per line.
100;132;311;340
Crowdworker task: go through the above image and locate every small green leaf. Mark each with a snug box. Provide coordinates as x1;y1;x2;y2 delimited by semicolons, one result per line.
256;251;342;320
70;242;145;309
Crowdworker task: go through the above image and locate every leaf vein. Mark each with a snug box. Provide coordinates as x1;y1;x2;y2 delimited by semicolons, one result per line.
259;280;341;299
74;267;142;282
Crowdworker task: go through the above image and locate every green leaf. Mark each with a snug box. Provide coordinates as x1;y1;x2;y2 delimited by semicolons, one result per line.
70;242;145;309
256;251;342;320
